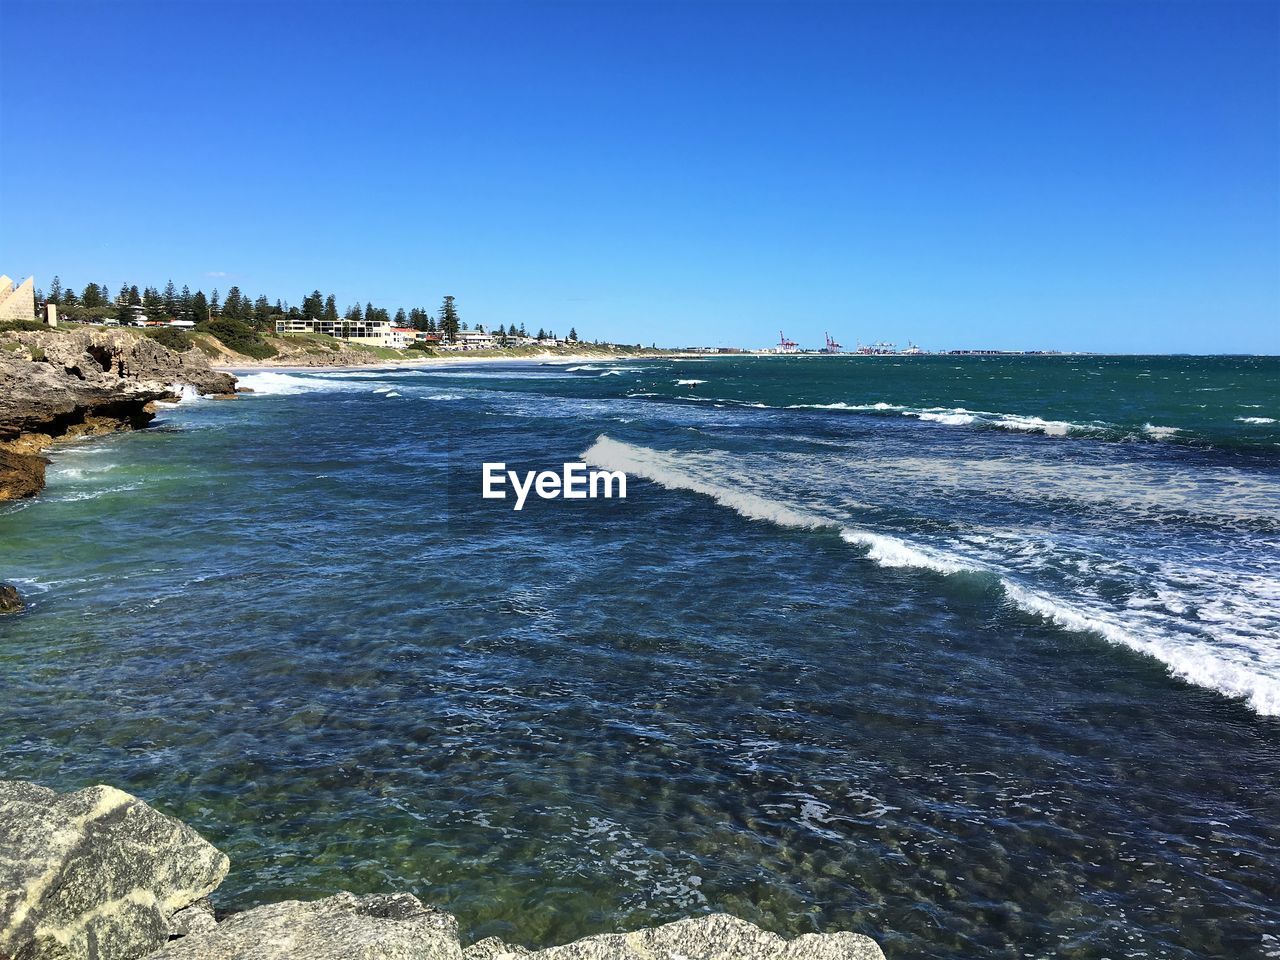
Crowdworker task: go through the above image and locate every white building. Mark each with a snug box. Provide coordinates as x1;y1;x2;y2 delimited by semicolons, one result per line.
455;330;496;350
276;316;396;346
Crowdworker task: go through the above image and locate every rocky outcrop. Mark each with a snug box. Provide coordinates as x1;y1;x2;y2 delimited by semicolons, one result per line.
0;781;229;960
463;915;885;960
0;582;23;614
0;779;885;960
0;330;237;501
150;893;462;960
9;330;237;400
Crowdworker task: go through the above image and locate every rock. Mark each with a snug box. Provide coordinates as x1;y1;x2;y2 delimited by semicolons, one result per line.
168;899;218;938
463;938;530;960
0;781;229;960
500;915;885;960
0;330;238;500
0;449;47;501
149;892;462;960
0;583;23;614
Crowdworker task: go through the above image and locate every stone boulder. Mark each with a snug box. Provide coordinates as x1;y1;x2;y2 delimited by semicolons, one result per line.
0;582;24;614
465;915;885;960
149;892;462;960
0;449;47;501
0;781;229;960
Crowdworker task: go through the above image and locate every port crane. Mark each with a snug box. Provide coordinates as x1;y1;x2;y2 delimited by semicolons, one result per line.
824;332;842;353
777;330;798;353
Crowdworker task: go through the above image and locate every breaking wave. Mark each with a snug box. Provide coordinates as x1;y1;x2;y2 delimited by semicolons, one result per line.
582;435;1280;716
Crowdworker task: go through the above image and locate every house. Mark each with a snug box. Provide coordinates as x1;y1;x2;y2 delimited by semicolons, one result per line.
389;326;417;348
455;330;496;350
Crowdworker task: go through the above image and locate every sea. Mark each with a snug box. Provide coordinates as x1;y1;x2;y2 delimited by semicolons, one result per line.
1;354;1277;959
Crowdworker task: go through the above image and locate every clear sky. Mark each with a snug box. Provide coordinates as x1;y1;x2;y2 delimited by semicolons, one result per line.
1;0;1276;352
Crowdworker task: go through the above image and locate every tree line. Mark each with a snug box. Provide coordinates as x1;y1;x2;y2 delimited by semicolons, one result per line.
40;277;580;345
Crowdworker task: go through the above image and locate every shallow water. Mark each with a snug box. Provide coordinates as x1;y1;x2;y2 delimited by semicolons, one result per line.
2;356;1278;958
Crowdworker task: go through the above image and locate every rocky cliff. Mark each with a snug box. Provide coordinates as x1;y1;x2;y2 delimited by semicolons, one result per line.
0;329;237;501
0;781;886;960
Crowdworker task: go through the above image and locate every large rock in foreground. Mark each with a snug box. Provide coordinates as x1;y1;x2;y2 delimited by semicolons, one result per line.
464;915;885;960
150;892;462;960
0;781;229;960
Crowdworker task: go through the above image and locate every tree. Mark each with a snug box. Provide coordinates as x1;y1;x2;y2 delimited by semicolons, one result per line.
142;286;164;317
62;286;79;307
302;290;324;321
569;327;578;341
48;276;63;304
323;294;338;323
394;308;406;326
179;285;193;318
82;283;102;309
209;288;220;317
438;295;460;341
537;328;547;340
254;295;273;327
163;280;177;313
191;290;210;324
223;286;245;321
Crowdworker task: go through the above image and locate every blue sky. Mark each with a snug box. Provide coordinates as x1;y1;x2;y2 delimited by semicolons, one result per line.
1;1;1276;352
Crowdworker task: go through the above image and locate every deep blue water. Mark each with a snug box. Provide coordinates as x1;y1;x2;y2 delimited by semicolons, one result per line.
1;355;1278;959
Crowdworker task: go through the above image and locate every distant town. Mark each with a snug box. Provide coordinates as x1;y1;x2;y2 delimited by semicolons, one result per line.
1;274;1066;357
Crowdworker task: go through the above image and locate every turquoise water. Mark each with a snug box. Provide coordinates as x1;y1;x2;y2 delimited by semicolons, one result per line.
2;355;1278;958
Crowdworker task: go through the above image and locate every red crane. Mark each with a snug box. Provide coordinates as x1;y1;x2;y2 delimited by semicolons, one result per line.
824;332;842;353
777;330;798;352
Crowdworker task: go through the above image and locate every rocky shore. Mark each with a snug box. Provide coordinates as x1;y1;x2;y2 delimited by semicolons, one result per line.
0;329;237;502
0;781;886;960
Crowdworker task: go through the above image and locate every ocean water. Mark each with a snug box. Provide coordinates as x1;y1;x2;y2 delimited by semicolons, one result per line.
1;355;1278;959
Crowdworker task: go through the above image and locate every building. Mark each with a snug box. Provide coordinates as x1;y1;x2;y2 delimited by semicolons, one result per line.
0;275;37;323
455;330;496;350
389;326;418;349
275;316;397;346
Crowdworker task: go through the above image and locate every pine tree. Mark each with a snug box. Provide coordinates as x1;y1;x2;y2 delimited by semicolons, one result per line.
163;280;177;313
209;289;220;317
323;295;338;323
537;328;547;340
82;283;102;309
223;286;245;320
179;285;193;318
439;295;460;341
192;290;210;324
48;276;63;304
62;286;79;307
394;308;407;326
569;327;578;341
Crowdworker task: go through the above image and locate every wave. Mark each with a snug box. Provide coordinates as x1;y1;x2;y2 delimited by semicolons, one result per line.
676;379;707;386
236;372;365;395
582;435;1280;716
1237;417;1277;425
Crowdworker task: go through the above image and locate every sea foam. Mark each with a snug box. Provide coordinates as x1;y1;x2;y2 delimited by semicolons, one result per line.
582;435;1280;716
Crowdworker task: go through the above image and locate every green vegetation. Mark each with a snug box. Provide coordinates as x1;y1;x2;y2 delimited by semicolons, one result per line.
199;318;277;360
0;319;50;333
144;326;195;352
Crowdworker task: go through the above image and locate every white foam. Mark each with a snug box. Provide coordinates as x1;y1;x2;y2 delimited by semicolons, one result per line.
583;435;1280;716
676;379;707;386
1143;423;1181;438
1237;417;1277;425
236;372;364;395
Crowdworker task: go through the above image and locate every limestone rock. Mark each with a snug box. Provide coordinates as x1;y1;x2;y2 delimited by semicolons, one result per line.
463;937;530;960
0;780;229;960
149;892;462;960
169;899;218;938
0;582;23;614
0;448;48;500
512;915;884;960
